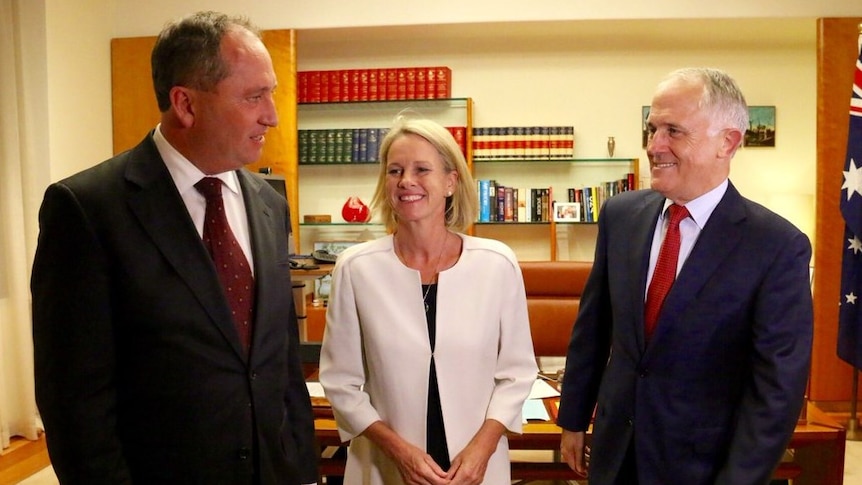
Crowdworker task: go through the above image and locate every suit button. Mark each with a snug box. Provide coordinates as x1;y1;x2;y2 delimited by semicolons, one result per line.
626;418;634;427
638;368;649;378
237;447;251;460
250;371;258;380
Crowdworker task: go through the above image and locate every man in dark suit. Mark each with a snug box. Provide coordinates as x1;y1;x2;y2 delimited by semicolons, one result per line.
557;68;813;485
31;12;318;484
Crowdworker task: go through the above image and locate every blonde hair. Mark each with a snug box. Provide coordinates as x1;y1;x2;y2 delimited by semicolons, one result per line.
370;117;477;233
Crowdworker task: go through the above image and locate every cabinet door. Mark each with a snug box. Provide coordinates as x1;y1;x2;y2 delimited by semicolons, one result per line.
110;29;299;240
296;98;472;254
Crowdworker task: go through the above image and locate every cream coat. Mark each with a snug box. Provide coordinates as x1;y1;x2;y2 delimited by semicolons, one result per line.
319;234;537;485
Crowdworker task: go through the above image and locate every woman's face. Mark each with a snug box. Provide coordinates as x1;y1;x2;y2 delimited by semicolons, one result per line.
384;133;457;227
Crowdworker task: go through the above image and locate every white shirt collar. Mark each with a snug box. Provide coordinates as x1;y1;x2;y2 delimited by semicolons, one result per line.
152;124;241;196
660;179;728;229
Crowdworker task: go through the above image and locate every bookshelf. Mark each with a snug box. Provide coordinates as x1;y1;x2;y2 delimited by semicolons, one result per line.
295;97;473;254
473;157;639;261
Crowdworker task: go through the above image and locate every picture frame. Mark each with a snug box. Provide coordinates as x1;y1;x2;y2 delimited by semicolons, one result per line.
744;105;776;147
642;106;651;148
553;202;581;222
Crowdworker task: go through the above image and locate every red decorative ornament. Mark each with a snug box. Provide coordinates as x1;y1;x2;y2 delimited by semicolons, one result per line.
342;196;370;223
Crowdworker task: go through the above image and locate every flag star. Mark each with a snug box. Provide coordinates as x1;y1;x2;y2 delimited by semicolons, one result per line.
849;235;862;254
842;158;862;200
847;292;858;305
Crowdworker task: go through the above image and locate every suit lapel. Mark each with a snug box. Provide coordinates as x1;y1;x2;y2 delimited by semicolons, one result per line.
124;135;247;360
624;192;666;350
236;170;279;355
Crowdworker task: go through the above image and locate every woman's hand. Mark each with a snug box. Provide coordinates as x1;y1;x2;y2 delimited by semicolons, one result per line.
446;419;505;485
362;421;450;485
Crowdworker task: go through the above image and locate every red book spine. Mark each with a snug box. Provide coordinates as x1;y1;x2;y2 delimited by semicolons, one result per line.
319;70;331;103
328;70;341;103
415;68;427;99
405;67;417;100
385;68;399;101
425;67;437;99
435;66;451;98
308;70;322;103
368;69;379;101
397;68;408;100
297;71;308;103
348;69;361;102
340;70;351;102
447;126;467;156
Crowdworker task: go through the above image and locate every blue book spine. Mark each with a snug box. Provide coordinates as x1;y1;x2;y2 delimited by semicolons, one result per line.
478;179;491;222
367;128;380;163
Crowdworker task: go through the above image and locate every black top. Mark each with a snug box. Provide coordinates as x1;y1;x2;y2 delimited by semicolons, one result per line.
423;283;450;470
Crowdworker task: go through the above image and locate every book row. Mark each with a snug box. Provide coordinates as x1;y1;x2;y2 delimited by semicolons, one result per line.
563;173;637;222
477;181;552;223
472;126;575;160
298;126;467;165
297;67;452;104
298;128;387;165
477;172;635;223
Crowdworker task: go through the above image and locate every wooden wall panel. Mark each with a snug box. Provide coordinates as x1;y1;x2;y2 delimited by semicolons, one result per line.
110;36;158;155
252;29;299;242
811;17;862;402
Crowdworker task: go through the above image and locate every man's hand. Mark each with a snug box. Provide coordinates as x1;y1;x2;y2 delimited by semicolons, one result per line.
560;429;588;476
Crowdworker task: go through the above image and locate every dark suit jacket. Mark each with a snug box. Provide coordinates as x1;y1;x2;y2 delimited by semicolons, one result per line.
557;182;813;485
31;134;318;484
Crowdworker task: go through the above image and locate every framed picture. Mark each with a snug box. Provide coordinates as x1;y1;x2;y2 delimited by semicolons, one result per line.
553;202;581;222
642;106;651;148
744;105;776;147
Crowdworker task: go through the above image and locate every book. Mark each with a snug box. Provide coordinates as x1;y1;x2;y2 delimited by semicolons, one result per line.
496;185;506;222
434;66;452;98
357;129;368;163
478;179;491;222
367;128;380;163
368;68;380;101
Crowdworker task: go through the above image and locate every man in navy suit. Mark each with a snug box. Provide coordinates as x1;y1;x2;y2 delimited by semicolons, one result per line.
31;12;318;484
557;68;812;485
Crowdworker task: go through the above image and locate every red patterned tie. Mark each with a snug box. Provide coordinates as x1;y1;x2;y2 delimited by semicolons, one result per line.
195;177;255;352
644;204;690;340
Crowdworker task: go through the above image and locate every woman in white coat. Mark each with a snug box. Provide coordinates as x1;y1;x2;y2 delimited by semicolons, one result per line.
319;117;537;485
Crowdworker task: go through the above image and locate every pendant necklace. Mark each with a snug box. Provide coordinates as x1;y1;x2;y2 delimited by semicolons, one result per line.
396;231;447;313
423;233;448;313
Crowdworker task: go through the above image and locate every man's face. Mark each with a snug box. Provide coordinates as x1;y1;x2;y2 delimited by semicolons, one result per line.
646;79;733;204
190;28;278;174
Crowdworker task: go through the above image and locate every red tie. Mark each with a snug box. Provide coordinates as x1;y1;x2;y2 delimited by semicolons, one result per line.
644;204;689;340
195;177;255;352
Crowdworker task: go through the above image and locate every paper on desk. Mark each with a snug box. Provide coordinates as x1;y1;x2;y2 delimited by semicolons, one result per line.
306;382;326;398
522;399;550;422
529;378;561;399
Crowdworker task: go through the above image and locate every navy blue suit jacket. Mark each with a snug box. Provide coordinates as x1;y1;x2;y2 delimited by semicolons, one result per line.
32;134;318;484
557;183;812;485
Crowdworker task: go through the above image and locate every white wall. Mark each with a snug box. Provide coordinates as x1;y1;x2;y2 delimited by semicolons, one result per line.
46;0;114;180
39;1;862;258
108;0;862;35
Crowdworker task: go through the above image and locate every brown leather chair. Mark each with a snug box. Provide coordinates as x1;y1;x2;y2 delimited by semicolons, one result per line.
519;261;592;359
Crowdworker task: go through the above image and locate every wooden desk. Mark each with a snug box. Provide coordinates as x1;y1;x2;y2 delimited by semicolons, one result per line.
312;401;845;484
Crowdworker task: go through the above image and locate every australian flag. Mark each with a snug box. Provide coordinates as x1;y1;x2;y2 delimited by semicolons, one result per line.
838;33;862;369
